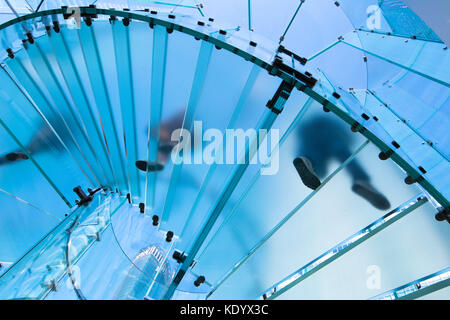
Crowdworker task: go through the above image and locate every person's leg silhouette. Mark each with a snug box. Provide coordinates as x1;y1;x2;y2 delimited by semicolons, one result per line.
335;148;391;210
292;114;390;210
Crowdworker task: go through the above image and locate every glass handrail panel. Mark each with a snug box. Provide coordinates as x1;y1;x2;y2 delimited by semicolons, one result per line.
43;197;211;299
145;24;202;217
24;35;109;187
360;90;450;203
44;225;156;299
112;19;140;200
339;32;449;164
363;72;449;158
193;106;367;287
0;67;89;206
277;200;449;299
177;68;281;252
0;192;125;300
260;195;427;300
111;212;178;298
47;26;117;189
161;44;254;235
376;1;442;42
164;107;280;299
334;0;392;33
4;48;101;188
44;223;210;300
311;67;449;209
342;30;449;86
160;40;213;224
300;19;449;210
0;188;62;264
206;142;431;299
77;21;128;193
371;267;450;300
145;24;168;209
363;91;447;172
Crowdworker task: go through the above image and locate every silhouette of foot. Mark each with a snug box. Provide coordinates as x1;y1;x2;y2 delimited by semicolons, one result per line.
293;157;321;190
135;160;164;172
352;180;391;210
5;152;29;162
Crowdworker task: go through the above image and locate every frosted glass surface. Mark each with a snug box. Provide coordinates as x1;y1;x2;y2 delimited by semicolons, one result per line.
0;5;448;300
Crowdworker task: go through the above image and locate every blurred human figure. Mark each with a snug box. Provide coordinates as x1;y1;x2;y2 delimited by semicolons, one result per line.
0;123;63;166
0;152;29;164
293;114;390;210
0;107;186;174
136;110;191;173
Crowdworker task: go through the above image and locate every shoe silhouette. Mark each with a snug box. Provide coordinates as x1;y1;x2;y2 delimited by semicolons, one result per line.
351;180;391;210
5;152;29;162
135;160;164;172
293;157;321;190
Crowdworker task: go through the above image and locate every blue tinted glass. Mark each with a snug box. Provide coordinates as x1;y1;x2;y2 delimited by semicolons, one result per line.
0;4;448;300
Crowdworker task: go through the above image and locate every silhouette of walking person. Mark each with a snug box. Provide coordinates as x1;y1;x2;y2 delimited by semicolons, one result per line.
293;114;391;210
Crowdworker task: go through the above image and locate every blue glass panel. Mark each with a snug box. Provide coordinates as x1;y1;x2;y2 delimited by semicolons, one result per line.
112;20;140;200
0;68;88;206
77;22;128;193
145;24;168;209
0;188;62;262
260;195;427;300
378;0;442;42
206;142;433;299
0;6;448;301
371;267;450;300
277;200;450;299
46;27;117;189
342;30;449;87
161;45;255;234
178;67;281;251
160;40;213;224
0;193;125;299
24;36;109;187
147;25;201;217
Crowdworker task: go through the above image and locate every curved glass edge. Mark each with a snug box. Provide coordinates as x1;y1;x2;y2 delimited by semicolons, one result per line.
298;84;450;211
108;204;212;299
312;71;449;194
370;267;450;300
0;7;277;66
258;195;427;300
0;191;124;300
336;0;443;43
0;8;448;211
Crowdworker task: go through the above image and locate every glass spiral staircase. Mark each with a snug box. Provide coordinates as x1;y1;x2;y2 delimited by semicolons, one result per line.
0;1;448;300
